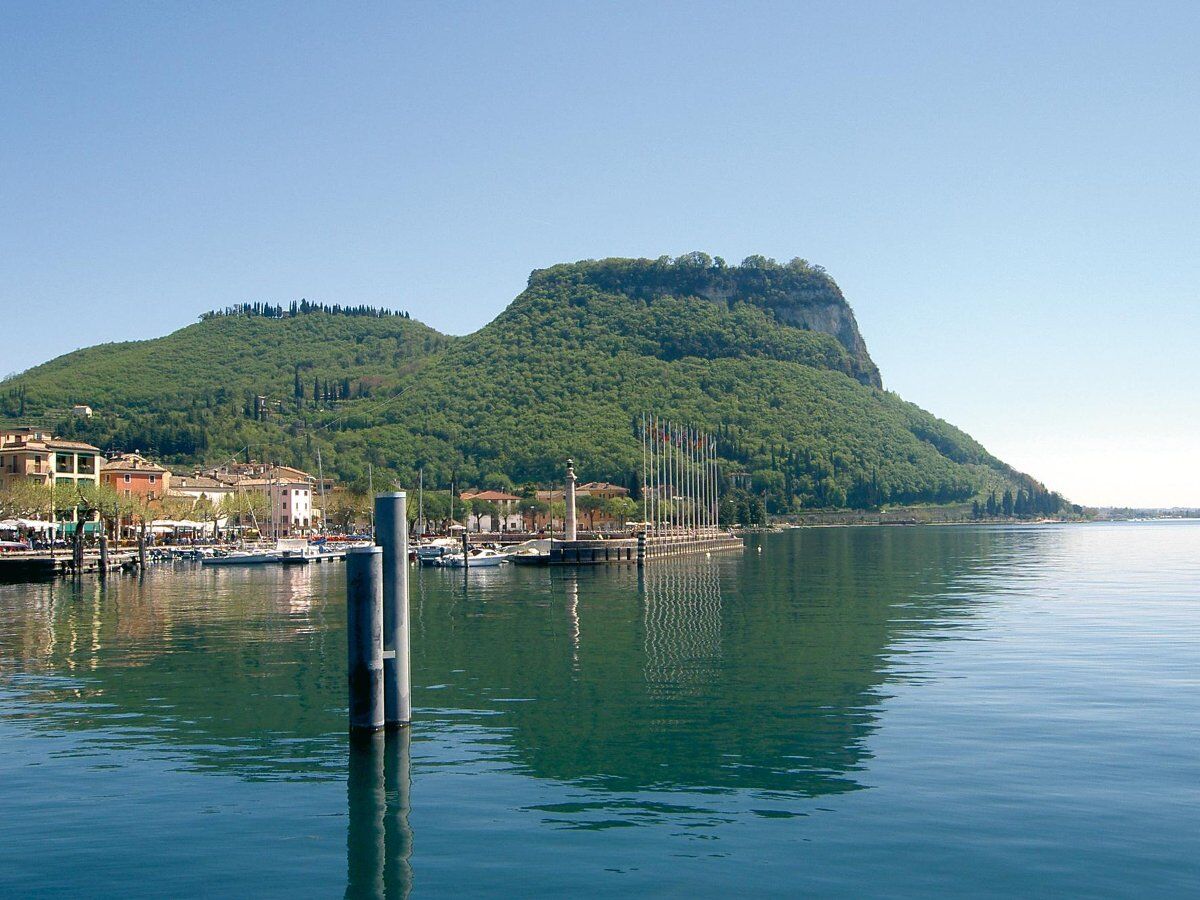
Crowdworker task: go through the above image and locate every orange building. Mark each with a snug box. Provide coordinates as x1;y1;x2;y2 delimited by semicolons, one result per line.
101;453;171;505
531;482;632;532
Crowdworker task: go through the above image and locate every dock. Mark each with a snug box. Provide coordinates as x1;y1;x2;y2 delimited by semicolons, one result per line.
549;531;743;565
0;550;140;581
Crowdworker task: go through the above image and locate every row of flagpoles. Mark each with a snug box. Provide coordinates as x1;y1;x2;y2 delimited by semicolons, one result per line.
640;413;720;534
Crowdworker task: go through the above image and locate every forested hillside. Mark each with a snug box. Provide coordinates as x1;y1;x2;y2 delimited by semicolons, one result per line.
1;255;1066;516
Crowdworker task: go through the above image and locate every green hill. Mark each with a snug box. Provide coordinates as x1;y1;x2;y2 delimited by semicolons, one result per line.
1;255;1064;516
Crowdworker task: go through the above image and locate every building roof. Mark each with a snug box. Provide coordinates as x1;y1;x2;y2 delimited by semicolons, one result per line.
461;490;523;502
170;474;233;491
45;439;102;453
578;482;629;494
103;452;169;473
201;462;315;485
237;478;313;490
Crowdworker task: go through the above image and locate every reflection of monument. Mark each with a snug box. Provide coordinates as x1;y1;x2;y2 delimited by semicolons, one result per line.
346;729;412;899
566;576;580;669
642;557;723;697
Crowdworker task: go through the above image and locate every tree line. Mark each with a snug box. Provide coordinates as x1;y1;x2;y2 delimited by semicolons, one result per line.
972;487;1067;519
201;300;411;320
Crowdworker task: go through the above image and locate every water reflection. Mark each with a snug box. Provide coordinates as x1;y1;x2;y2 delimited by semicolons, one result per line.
346;729;412;900
0;528;1022;799
642;557;723;698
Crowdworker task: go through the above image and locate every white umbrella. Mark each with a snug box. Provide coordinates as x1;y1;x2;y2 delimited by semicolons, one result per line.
17;519;57;531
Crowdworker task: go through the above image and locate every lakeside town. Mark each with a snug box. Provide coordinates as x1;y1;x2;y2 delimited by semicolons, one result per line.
0;422;673;572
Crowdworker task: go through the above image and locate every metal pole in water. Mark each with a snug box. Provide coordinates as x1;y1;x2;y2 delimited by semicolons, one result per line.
347;546;385;732
375;492;411;728
99;529;109;579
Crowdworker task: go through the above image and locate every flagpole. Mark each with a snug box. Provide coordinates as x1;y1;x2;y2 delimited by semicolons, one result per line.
692;427;699;536
641;412;648;527
669;421;675;534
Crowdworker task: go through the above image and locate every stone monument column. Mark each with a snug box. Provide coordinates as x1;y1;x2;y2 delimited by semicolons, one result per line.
564;458;578;541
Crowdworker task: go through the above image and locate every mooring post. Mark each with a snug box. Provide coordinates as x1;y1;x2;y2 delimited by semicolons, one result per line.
347;546;385;732
460;529;469;570
375;492;411;728
99;529;109;579
72;524;84;576
637;530;646;569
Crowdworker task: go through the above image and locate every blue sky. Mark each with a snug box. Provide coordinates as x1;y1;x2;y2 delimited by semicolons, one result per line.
3;2;1197;506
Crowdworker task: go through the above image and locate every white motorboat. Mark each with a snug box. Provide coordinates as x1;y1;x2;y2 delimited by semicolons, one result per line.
437;547;509;568
503;538;551;566
202;538;321;567
202;548;276;566
416;537;459;565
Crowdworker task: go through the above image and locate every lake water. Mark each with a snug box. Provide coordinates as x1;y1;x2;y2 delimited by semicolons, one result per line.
1;523;1198;897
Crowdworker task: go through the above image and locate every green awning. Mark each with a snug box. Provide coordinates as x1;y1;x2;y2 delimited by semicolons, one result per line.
59;522;101;535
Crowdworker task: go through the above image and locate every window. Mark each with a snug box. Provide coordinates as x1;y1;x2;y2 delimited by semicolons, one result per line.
77;455;95;475
33;455;42;473
149;474;156;483
56;453;73;474
124;474;131;484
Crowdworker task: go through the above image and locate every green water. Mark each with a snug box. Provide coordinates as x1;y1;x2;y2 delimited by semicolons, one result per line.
1;523;1198;897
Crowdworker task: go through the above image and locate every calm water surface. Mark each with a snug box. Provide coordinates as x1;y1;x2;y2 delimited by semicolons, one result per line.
1;523;1198;897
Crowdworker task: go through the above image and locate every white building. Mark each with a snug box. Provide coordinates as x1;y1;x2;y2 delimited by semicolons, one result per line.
271;480;315;533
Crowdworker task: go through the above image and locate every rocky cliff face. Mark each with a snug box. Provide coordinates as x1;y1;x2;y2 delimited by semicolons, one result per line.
694;280;881;389
530;254;882;388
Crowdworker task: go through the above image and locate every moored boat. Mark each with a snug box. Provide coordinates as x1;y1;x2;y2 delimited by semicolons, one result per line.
437;547;509;568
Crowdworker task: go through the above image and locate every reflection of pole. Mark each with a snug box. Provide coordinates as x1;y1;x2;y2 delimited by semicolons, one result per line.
347;546;384;732
347;730;413;899
384;729;414;899
346;731;385;899
375;493;411;728
567;577;580;668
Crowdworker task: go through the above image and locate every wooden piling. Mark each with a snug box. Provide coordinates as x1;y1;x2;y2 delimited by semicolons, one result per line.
347;546;385;732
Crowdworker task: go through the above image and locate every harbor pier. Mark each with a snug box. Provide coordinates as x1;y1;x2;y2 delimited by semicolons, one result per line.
550;414;744;566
